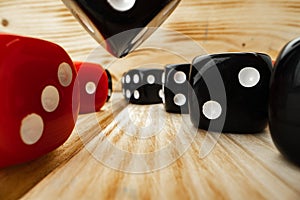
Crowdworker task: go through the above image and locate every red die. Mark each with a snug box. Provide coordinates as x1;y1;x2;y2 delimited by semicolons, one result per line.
0;34;80;168
74;61;109;114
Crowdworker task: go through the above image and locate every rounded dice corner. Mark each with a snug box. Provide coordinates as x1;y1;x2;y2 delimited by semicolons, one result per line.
256;53;273;70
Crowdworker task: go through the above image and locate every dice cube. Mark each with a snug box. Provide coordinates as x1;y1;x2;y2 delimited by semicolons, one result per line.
0;34;80;168
163;64;190;114
189;53;272;133
74;62;109;114
62;0;181;57
122;68;164;104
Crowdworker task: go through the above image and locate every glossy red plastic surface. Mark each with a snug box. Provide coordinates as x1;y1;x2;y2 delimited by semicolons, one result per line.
0;34;80;168
74;61;108;113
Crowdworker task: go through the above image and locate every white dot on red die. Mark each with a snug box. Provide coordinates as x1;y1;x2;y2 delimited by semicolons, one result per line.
85;81;97;95
20;113;44;145
134;90;140;99
133;74;139;84
174;93;186;106
174;71;186;84
147;75;155;84
202;100;222;120
58;62;73;87
107;0;136;12
238;67;260;88
41;86;60;112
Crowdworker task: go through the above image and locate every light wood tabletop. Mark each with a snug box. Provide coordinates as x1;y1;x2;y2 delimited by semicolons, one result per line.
1;0;300;199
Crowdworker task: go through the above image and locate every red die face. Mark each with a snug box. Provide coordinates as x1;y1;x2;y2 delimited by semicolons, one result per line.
0;34;80;168
74;61;108;114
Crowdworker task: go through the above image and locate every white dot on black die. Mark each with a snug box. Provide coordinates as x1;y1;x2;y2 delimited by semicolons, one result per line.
162;72;165;84
162;87;165;103
126;74;131;83
122;76;125;84
159;89;164;99
133;74;139;84
134;90;140;99
147;75;155;84
174;71;186;84
58;62;73;87
41;86;60;112
20;113;44;145
173;93;186;106
202;101;222;120
238;67;260;88
85;81;97;95
126;90;131;99
107;0;136;12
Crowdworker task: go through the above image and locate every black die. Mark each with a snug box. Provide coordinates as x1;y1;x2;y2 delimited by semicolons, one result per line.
122;68;164;104
189;53;272;133
269;37;300;165
105;69;113;102
163;64;190;114
62;0;181;57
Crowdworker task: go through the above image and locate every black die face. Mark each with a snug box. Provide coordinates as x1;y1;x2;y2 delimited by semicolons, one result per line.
63;0;181;57
163;64;190;114
269;37;300;165
122;68;163;104
189;53;272;133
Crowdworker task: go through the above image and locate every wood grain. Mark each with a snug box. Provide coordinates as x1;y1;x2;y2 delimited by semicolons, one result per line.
0;94;299;200
1;0;300;90
0;0;300;199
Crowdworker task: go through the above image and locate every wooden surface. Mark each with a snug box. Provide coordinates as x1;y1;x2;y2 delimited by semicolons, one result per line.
1;0;300;90
1;0;300;199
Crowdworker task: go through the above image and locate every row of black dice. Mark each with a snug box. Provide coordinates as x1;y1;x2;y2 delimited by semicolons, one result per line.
121;52;272;134
121;68;164;105
121;37;300;166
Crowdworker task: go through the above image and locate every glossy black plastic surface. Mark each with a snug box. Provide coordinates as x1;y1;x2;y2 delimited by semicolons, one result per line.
189;53;272;133
269;37;300;165
164;64;190;114
122;68;163;104
62;0;180;57
105;69;113;102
